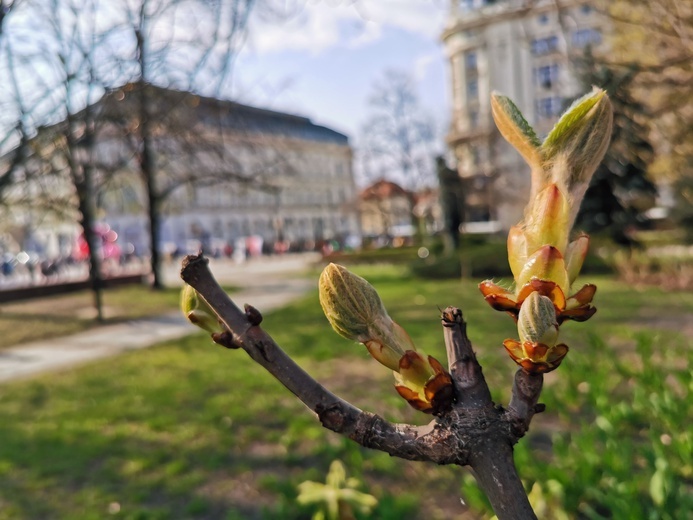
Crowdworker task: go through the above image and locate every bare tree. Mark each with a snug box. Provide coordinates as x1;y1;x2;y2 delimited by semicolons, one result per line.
360;69;438;190
109;0;264;289
596;0;692;182
553;0;692;189
0;0;125;319
94;82;297;254
1;0;282;293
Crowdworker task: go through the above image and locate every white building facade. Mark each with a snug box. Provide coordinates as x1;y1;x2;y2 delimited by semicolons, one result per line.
101;87;360;256
442;0;606;230
2;85;361;260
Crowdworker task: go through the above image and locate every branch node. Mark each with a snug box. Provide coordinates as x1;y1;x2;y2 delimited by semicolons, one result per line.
441;306;463;326
211;330;240;350
534;403;546;414
244;304;263;326
316;402;348;433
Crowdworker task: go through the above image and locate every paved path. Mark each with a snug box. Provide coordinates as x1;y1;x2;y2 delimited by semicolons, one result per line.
0;254;321;383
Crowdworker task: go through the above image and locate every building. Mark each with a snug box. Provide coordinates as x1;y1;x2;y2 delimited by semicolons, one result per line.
359;180;415;241
442;0;606;230
1;84;360;259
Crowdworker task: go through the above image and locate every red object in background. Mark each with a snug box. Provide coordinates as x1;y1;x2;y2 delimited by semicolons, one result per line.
73;224;121;262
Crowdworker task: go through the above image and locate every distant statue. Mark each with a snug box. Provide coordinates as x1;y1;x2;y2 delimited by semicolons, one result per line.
436;156;466;252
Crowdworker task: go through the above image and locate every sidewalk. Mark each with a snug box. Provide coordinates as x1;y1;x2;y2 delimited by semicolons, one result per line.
0;254;320;383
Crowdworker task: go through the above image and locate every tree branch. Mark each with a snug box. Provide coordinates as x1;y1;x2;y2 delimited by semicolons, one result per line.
181;254;459;464
180;254;543;519
507;370;545;438
442;306;493;408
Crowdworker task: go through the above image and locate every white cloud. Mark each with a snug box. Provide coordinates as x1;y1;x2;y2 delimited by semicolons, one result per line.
245;0;447;55
352;0;448;38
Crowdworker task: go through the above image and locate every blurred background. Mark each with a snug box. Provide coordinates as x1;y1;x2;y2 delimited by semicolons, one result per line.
0;1;691;519
0;0;690;301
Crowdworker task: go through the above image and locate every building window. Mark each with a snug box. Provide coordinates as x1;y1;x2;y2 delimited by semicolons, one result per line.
535;97;564;119
538;13;549;24
534;64;560;89
459;0;499;10
580;4;593;15
573;28;602;48
531;35;559;55
465;51;477;72
467;79;478;100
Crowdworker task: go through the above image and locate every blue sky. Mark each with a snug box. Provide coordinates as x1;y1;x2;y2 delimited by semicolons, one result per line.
231;1;450;141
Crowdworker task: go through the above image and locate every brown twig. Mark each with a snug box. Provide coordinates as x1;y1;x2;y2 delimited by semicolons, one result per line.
180;254;544;519
441;306;493;408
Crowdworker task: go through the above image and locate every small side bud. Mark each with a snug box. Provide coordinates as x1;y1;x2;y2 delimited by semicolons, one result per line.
180;283;223;334
180;283;198;316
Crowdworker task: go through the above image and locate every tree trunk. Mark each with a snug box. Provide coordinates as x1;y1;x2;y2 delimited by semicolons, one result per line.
139;106;162;290
76;174;104;321
145;166;162;290
135;20;163;290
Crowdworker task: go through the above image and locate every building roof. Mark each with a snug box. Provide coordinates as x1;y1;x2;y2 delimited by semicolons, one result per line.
359;180;411;201
102;83;350;146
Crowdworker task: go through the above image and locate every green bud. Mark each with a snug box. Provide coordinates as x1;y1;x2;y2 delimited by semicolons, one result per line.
518;291;559;346
319;264;454;413
319;263;416;371
318;263;385;342
180;283;198;316
180;283;222;334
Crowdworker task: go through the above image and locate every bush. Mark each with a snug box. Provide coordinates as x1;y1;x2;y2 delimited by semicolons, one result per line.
411;236;614;281
608;247;693;291
408;245;507;281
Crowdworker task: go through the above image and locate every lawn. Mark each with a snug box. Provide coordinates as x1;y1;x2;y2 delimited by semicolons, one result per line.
0;264;690;519
0;285;233;348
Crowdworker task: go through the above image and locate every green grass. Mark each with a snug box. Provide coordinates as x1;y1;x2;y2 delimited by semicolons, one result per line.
0;265;691;519
0;285;235;348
